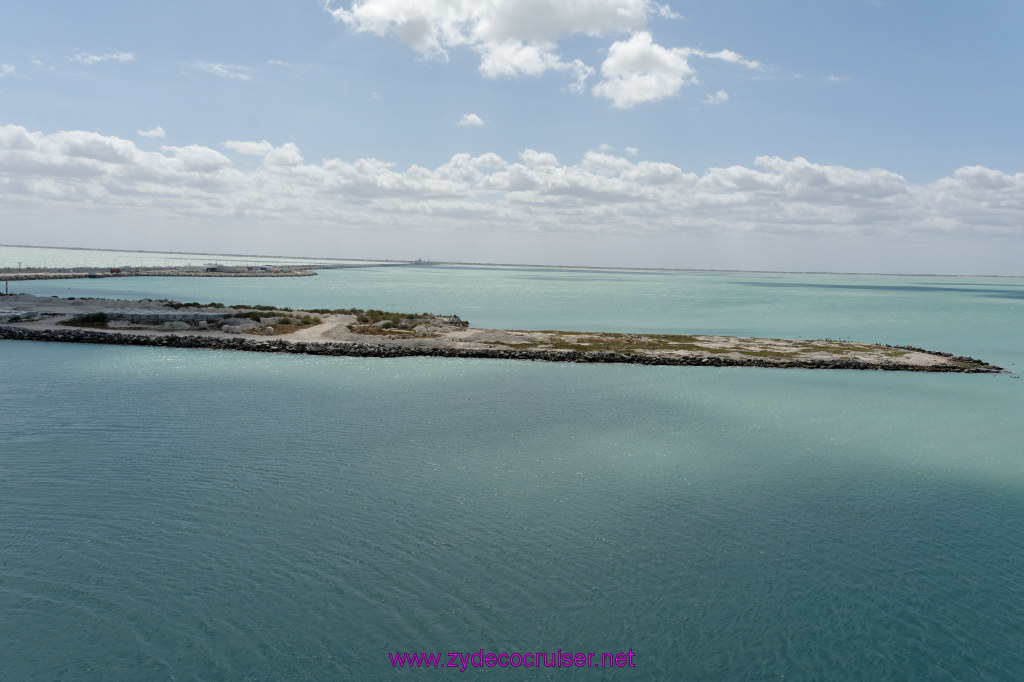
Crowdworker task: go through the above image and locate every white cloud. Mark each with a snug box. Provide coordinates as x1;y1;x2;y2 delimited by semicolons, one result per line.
323;1;757;106
458;113;484;126
159;145;233;172
696;49;762;71
624;147;639;156
592;35;762;107
137;126;166;139
1;64;14;77
194;61;252;80
71;52;134;65
701;90;729;106
224;140;303;166
324;0;680;91
224;140;275;156
655;4;682;20
592;31;695;107
6;124;1020;259
519;149;559;167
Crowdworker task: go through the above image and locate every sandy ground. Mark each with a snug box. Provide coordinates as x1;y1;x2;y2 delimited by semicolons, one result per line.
0;293;981;370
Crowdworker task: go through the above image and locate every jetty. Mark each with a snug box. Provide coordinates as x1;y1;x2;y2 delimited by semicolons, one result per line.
0;294;1002;373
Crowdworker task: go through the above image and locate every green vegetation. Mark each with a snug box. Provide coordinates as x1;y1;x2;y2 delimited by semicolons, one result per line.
354;310;431;327
230;303;292;311
164;301;223;309
58;312;108;329
255;315;322;335
159;302;444;330
477;329;915;361
346;309;435;335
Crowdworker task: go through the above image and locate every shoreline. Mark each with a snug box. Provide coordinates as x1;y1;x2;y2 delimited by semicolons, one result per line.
0;294;1002;373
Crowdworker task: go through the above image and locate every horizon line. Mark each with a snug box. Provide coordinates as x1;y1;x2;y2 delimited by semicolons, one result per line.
2;243;1020;279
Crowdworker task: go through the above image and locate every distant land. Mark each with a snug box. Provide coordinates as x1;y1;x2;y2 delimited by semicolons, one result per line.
2;244;1020;279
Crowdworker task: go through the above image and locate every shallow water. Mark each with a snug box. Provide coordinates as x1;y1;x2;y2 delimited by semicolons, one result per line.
2;247;1023;679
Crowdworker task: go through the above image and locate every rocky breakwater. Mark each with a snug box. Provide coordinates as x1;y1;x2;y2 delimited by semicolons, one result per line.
0;326;1004;373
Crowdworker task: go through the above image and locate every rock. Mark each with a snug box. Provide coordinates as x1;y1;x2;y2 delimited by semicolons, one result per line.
218;317;250;327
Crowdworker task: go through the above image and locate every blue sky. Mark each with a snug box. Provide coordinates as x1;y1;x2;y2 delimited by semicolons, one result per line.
1;1;1022;274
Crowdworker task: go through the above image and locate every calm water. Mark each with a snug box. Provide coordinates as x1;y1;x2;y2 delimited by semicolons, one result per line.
2;247;1023;679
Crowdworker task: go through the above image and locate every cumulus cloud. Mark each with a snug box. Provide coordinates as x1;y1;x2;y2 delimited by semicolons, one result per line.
71;52;134;65
4;124;1021;248
458;113;484;126
224;139;304;166
591;36;764;107
323;1;758;101
592;32;696;107
326;0;650;54
159;145;233;172
323;1;760;105
137;126;166;139
194;61;252;80
1;64;14;77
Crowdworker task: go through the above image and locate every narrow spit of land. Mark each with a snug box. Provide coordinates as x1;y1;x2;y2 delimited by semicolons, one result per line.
0;294;1002;373
0;262;412;281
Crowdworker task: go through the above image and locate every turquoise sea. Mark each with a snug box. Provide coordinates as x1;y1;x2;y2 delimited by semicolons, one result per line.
2;247;1023;679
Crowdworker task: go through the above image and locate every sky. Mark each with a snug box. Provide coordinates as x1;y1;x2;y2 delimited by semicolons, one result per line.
1;1;1022;274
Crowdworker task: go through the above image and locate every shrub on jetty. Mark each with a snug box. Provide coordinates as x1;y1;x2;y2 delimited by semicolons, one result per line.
230;303;289;311
257;315;322;335
58;312;108;328
353;310;431;327
165;301;226;309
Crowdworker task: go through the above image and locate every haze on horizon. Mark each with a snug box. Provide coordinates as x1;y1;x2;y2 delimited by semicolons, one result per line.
1;1;1022;275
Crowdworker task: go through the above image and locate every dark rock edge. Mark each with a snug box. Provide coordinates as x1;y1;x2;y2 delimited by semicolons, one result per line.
0;326;1003;373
